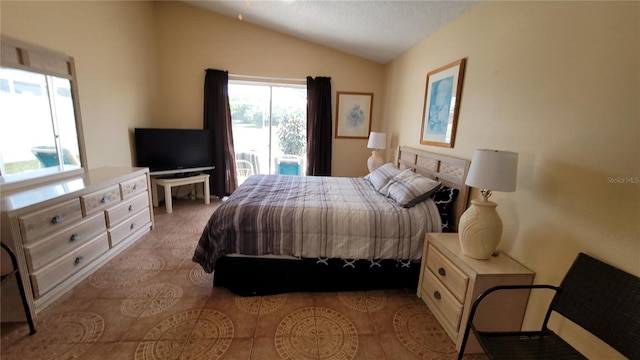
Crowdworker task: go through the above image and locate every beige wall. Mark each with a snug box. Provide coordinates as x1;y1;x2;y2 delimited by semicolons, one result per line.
152;1;385;176
0;0;158;169
384;2;639;358
1;1;385;176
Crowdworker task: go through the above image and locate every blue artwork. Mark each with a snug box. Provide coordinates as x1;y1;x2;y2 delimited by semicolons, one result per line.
336;92;372;138
427;76;454;135
346;104;365;128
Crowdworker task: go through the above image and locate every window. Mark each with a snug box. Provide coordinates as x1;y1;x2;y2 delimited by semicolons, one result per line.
0;78;10;93
13;79;43;96
0;68;80;175
229;81;306;182
0;36;86;189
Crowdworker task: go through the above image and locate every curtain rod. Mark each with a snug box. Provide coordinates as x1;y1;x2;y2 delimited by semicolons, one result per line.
228;73;306;83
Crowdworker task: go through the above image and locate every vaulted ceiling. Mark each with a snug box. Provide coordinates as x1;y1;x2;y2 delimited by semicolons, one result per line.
185;1;480;64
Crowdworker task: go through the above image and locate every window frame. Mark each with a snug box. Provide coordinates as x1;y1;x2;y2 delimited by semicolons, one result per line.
0;36;88;191
228;79;307;176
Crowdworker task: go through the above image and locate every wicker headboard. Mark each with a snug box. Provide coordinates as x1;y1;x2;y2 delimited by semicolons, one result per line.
396;146;470;231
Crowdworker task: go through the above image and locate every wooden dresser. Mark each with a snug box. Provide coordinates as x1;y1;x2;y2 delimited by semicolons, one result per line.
418;233;535;354
1;167;154;321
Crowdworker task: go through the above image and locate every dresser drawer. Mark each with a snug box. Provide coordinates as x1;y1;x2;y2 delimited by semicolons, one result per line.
23;213;107;272
80;185;121;216
105;192;149;228
19;198;83;243
30;234;109;298
422;269;463;332
108;208;151;248
120;175;148;199
426;245;469;302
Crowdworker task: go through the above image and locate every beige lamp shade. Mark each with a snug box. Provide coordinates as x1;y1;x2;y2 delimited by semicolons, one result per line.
367;132;387;150
465;149;518;194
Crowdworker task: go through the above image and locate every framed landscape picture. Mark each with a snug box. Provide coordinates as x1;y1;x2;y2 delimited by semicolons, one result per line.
420;58;466;148
335;92;373;139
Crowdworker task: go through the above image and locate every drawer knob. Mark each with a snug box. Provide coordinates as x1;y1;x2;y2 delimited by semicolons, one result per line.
128;205;135;211
438;267;446;276
433;291;442;300
133;184;139;190
70;233;80;242
101;196;109;204
74;256;84;264
51;215;64;224
130;223;137;230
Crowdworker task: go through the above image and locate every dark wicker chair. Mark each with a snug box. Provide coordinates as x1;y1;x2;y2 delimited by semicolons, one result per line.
1;242;36;334
458;253;640;360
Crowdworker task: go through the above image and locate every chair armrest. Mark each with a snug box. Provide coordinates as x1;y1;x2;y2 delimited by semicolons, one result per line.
457;284;561;360
1;242;20;272
468;284;561;330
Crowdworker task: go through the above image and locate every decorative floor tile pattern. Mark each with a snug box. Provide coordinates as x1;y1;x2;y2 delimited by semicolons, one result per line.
189;264;214;288
121;283;184;318
135;309;234;360
394;304;457;359
236;294;288;316
1;312;105;360
1;198;488;360
275;307;359;360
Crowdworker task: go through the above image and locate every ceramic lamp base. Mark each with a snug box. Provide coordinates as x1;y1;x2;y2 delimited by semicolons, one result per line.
367;150;384;172
458;199;503;260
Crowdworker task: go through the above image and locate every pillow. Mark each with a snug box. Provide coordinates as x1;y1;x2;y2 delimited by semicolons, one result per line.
432;186;459;232
364;163;402;192
380;169;441;208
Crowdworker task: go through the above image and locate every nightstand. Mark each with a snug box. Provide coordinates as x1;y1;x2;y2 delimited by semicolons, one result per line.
418;233;535;354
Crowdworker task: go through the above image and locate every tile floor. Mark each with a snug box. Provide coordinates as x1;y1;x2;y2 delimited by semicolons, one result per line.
1;198;487;359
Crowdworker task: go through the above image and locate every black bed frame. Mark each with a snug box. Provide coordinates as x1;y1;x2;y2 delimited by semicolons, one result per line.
212;147;470;296
214;256;421;296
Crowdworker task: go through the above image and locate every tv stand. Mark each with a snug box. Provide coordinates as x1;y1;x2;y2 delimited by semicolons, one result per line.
174;172;201;178
151;173;210;213
157;172;201;179
149;166;214;177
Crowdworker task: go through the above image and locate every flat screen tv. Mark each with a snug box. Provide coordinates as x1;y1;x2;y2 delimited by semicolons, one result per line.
134;128;214;174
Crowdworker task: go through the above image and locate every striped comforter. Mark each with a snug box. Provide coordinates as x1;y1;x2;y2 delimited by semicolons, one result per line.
193;174;441;273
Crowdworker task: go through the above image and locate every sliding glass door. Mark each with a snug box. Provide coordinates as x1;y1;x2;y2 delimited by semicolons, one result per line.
229;82;306;184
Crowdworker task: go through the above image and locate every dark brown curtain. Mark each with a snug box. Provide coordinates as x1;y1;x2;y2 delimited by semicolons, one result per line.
204;69;237;197
306;76;332;176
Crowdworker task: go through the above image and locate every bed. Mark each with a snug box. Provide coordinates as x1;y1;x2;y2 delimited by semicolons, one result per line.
193;146;470;295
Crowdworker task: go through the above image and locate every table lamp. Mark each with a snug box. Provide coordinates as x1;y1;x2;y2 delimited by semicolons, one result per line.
459;149;518;259
366;132;386;172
